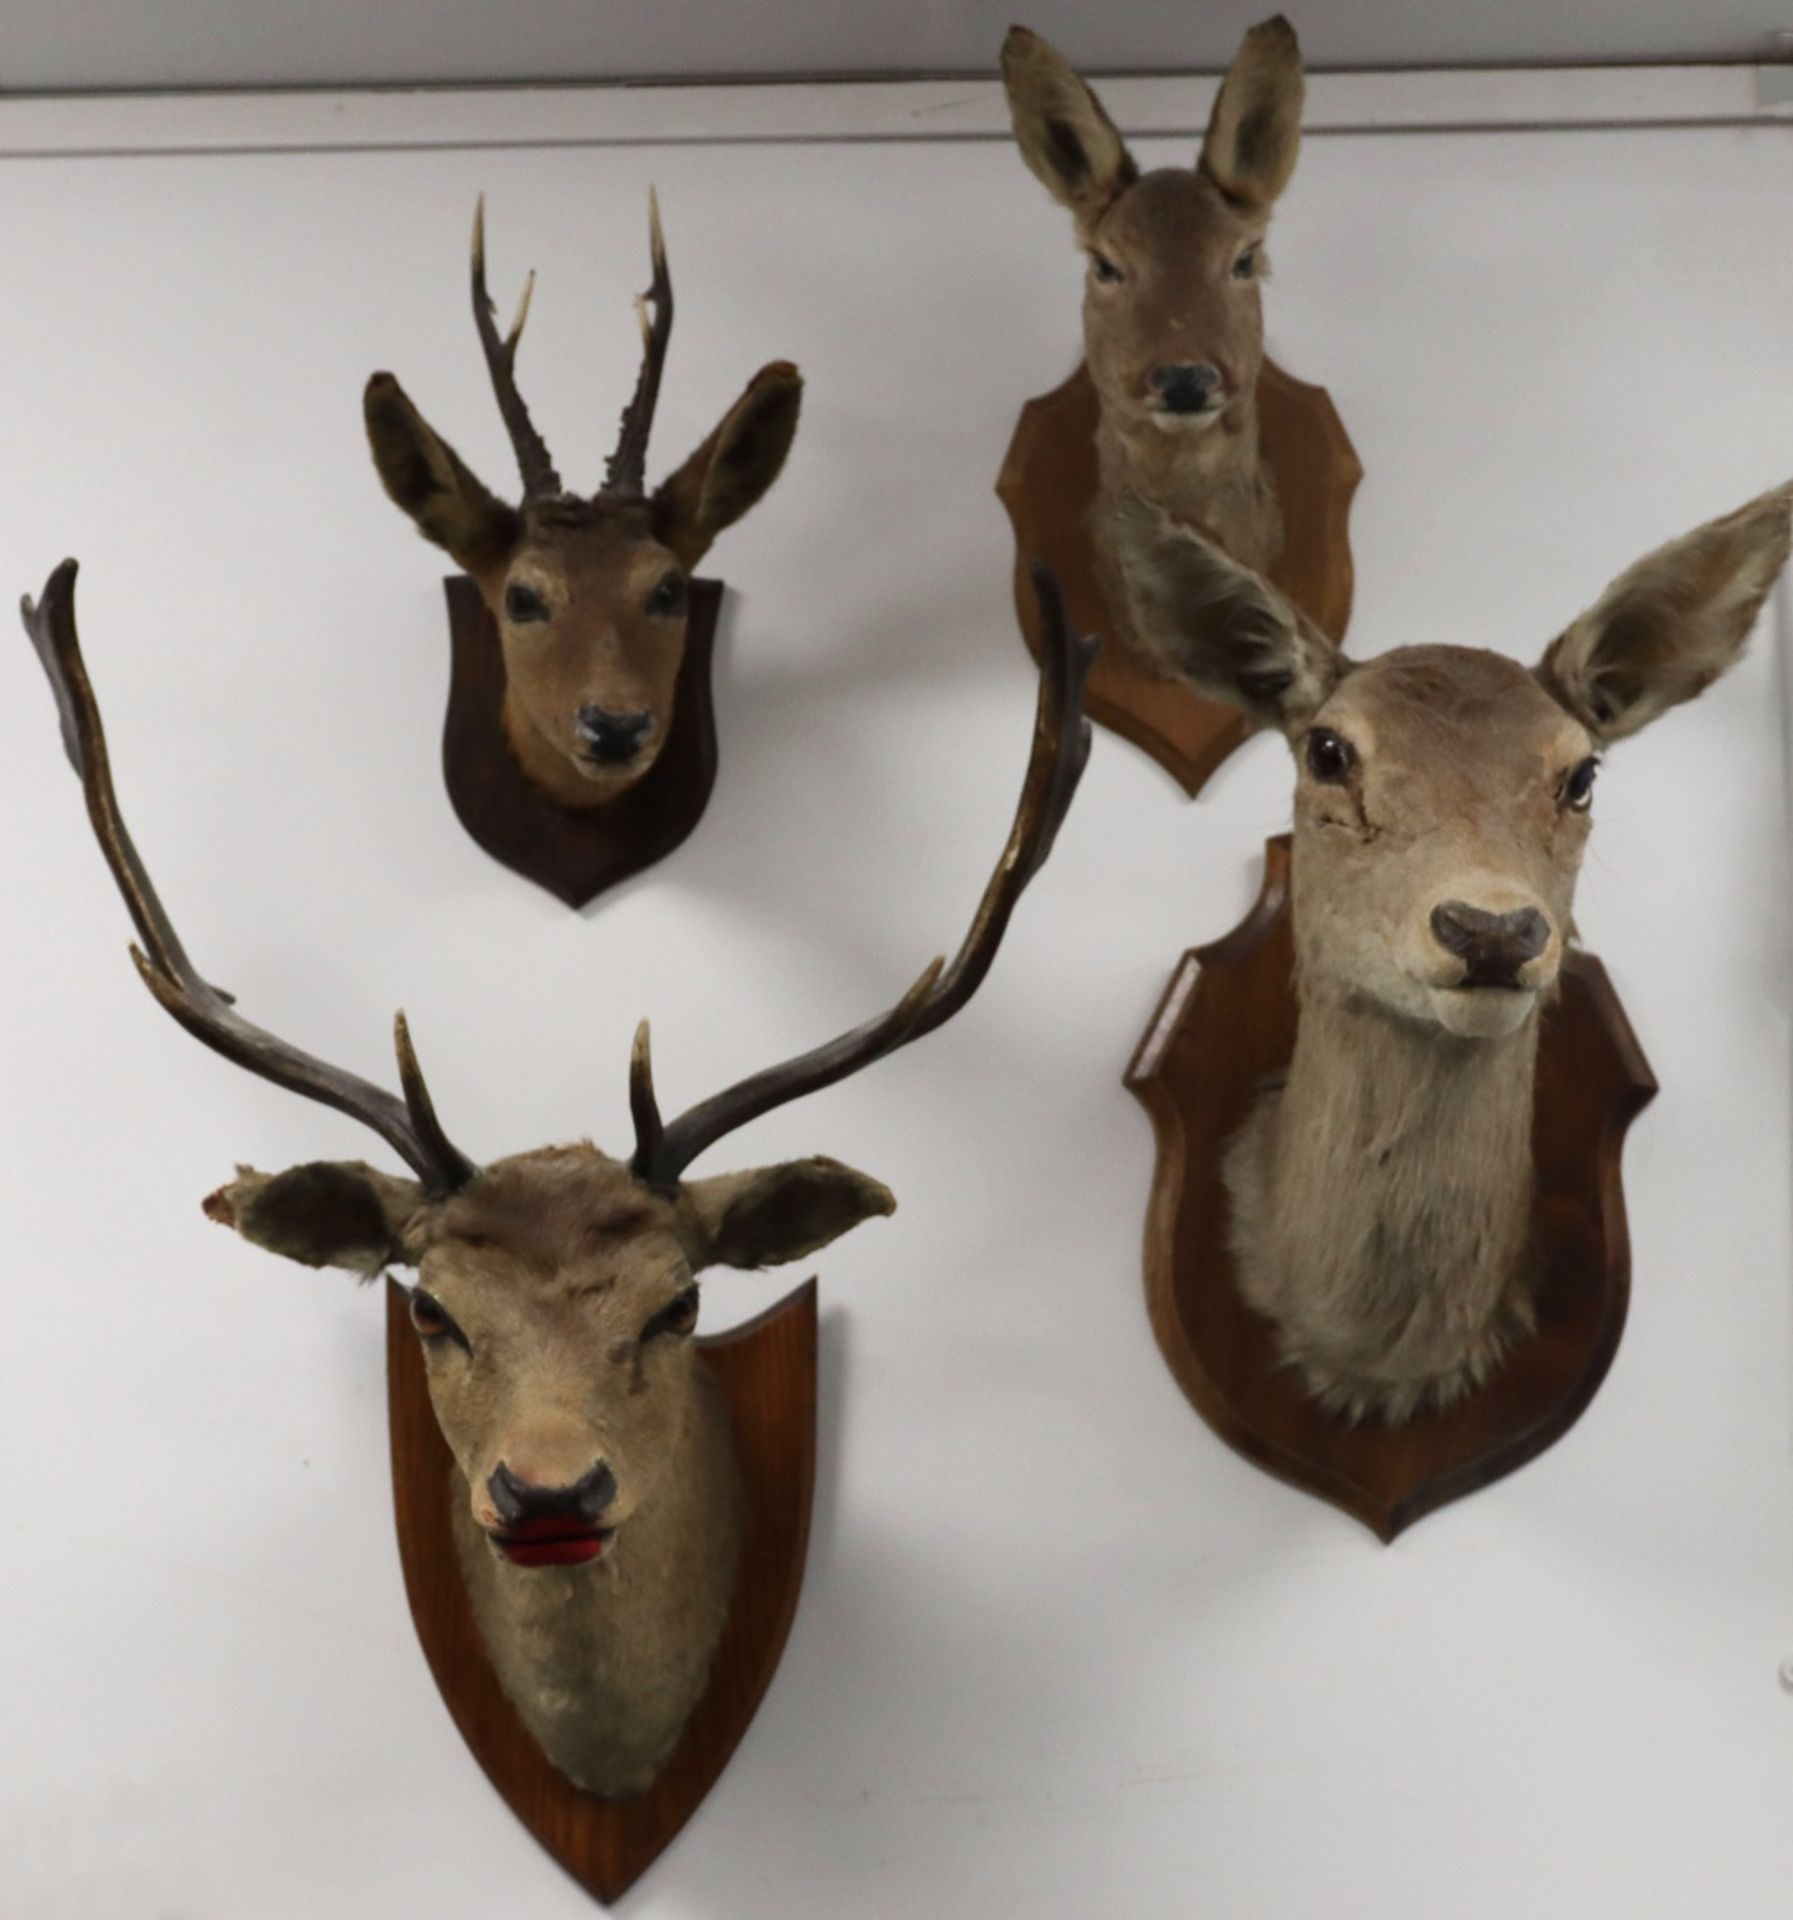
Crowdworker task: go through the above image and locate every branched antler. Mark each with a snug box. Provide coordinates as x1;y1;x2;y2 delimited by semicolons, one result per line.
630;563;1095;1188
21;561;478;1194
601;189;674;501
471;194;563;502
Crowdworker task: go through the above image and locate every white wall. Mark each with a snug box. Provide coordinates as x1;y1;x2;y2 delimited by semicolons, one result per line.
1;78;1791;1920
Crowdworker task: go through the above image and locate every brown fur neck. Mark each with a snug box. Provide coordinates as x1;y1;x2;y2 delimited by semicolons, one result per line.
1227;977;1540;1424
1093;396;1281;577
453;1366;743;1798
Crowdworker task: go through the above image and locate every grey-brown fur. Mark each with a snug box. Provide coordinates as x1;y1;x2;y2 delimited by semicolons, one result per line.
1116;484;1791;1422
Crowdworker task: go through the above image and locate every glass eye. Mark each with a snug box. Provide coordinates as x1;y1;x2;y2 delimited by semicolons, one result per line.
647;571;688;619
1088;252;1124;285
1562;755;1600;812
1232;247;1260;281
1305;727;1355;784
642;1286;700;1343
409;1288;469;1353
504;582;549;624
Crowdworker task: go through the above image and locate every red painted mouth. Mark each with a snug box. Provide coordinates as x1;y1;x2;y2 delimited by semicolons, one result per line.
494;1519;615;1569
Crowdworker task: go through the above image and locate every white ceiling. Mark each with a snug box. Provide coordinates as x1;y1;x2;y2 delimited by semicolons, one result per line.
1;0;1788;94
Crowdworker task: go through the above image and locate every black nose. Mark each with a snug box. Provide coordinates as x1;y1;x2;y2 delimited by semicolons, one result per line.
1429;901;1551;989
576;706;653;765
488;1459;618;1529
1150;363;1222;414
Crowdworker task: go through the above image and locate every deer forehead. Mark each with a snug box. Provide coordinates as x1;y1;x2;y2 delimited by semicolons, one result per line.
1313;646;1591;792
503;507;676;604
420;1147;691;1304
1090;168;1258;268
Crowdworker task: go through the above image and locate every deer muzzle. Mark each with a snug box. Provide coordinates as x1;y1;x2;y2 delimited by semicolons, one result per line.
1428;900;1552;991
486;1458;618;1569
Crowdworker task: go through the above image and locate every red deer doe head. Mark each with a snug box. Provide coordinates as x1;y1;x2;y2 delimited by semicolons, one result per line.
1117;484;1792;1420
1003;15;1305;573
366;196;802;809
22;559;1093;1795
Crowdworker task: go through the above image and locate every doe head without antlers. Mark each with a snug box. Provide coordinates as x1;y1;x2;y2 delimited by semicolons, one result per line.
365;193;803;810
1003;15;1304;574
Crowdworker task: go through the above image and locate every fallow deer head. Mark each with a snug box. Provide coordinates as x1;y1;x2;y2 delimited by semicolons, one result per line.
1002;17;1304;473
365;196;802;810
22;560;1092;1570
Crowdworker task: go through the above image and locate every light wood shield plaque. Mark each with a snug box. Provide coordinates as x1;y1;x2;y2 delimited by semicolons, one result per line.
386;1278;818;1903
1125;839;1657;1539
996;360;1361;795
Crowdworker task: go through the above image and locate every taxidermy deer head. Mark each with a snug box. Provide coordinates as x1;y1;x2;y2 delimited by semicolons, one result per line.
22;559;1092;1797
1002;15;1304;578
365;195;802;810
1115;483;1792;1422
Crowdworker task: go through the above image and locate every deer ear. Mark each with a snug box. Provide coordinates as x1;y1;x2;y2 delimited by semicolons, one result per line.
1536;484;1793;743
203;1161;427;1277
1001;26;1139;230
1111;495;1342;733
364;372;520;577
652;362;803;570
682;1156;895;1272
1198;15;1305;213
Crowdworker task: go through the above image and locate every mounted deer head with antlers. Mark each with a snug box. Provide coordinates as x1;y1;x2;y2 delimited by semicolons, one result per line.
22;559;1092;1796
366;195;802;810
1003;16;1304;585
1115;483;1792;1422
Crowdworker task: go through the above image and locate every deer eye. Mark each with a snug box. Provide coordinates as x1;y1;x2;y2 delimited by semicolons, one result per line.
1088;252;1124;285
504;583;549;624
1305;727;1356;784
647;571;688;619
1561;755;1600;812
641;1286;700;1344
1232;246;1261;280
409;1288;471;1354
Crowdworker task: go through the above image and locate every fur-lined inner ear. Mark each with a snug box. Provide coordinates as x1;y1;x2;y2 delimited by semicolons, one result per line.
1536;483;1793;743
204;1160;426;1277
1111;494;1344;734
681;1156;895;1271
1001;25;1139;230
652;362;803;571
365;372;520;577
1198;15;1305;213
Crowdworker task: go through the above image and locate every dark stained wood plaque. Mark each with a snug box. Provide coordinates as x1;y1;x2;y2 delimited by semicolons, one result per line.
441;573;724;910
996;360;1361;795
1125;839;1657;1540
386;1278;818;1903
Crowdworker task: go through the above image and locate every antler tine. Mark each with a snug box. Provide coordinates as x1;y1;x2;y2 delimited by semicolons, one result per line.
470;194;563;502
632;564;1095;1188
21;561;478;1194
601;187;675;500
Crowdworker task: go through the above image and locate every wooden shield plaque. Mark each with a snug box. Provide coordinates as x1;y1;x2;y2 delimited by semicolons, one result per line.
996;360;1361;795
1125;839;1657;1540
387;1278;818;1903
440;573;724;909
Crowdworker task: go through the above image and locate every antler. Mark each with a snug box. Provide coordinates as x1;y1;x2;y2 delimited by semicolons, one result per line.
630;563;1096;1189
20;561;478;1195
471;195;563;502
601;189;674;500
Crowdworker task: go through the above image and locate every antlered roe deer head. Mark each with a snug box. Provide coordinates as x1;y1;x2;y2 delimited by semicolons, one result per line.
1002;15;1304;578
366;195;802;810
1115;484;1792;1421
22;559;1092;1796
